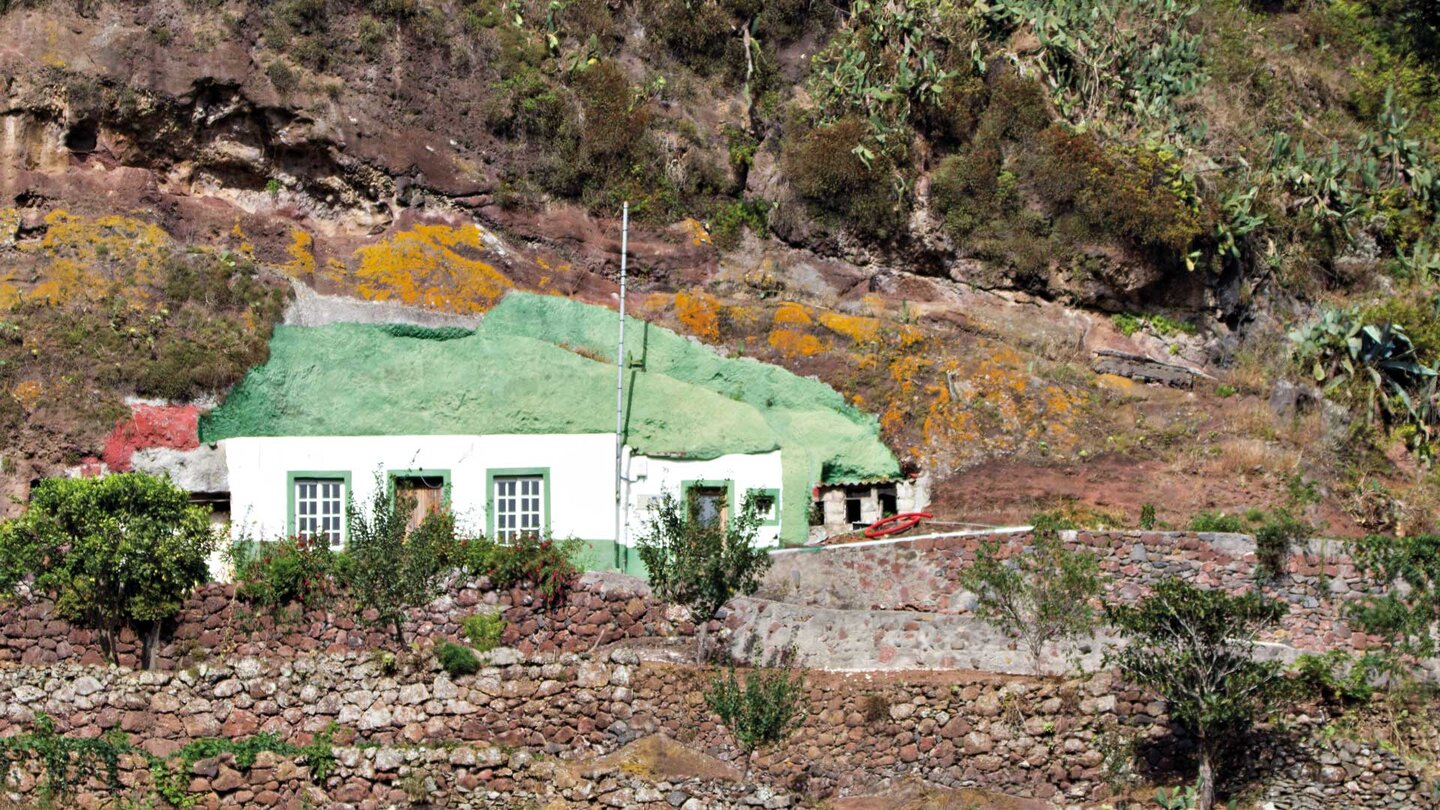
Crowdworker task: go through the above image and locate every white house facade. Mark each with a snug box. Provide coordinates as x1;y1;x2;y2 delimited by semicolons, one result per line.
191;292;907;576
222;433;784;573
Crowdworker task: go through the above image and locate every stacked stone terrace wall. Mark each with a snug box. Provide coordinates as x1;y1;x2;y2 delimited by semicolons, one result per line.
0;571;691;670
761;531;1381;654
0;653;1431;808
0;531;1435;808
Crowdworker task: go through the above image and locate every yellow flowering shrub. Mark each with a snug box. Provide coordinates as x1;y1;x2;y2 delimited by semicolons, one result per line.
675;290;722;341
351;223;513;313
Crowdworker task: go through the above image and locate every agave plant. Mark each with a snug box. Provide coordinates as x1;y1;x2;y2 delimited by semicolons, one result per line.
1290;307;1439;455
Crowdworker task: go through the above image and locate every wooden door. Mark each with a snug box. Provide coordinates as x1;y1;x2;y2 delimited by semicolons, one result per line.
397;475;446;531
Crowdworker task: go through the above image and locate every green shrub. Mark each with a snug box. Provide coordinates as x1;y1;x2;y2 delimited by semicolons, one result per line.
461;612;505;653
344;477;458;644
709;199;769;250
232;537;337;609
576;61;652;170
1254;508;1308;579
703;665;806;777
456;533;581;607
1292;650;1379;705
1188;511;1245;533
358;15;389;58
472;535;582;608
1349;532;1440;667
0;473;218;668
1028;510;1079;535
636;490;772;622
646;0;733;71
1139;503;1157;530
265;59;299;95
1112;313;1145;337
437;641;480;677
1025;128;1203;255
781;117;906;240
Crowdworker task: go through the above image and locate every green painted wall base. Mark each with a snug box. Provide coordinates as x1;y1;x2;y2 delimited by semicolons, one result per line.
573;539;649;578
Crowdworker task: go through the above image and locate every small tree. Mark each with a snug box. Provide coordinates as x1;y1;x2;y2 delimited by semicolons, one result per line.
344;476;454;644
703;665;807;779
1106;578;1293;810
0;473;218;667
957;530;1102;674
1349;532;1440;674
637;489;772;621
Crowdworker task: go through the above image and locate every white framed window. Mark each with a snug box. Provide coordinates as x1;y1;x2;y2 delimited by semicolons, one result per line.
494;474;544;542
295;478;346;548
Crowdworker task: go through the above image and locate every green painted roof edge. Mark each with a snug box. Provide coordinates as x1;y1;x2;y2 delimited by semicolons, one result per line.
200;291;901;543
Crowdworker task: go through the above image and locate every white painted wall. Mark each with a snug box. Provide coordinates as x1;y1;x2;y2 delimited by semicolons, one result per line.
221;434;784;550
623;451;785;548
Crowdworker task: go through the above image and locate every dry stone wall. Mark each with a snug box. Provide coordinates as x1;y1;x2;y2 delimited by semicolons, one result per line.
0;653;1432;809
720;596;1119;673
761;531;1383;654
0;571;691;670
3;737;796;810
0;531;1435;807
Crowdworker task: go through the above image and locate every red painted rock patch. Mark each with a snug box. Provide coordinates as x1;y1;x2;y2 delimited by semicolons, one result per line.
101;404;201;471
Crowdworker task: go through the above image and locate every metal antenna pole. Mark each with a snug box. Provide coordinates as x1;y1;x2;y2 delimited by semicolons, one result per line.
614;202;629;572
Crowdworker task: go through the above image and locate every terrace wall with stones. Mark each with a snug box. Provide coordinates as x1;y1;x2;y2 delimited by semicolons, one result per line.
760;531;1384;655
0;572;692;670
0;652;1432;808
0;531;1404;677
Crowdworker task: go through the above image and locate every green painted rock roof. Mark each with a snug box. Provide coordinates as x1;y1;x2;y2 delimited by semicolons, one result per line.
200;293;900;498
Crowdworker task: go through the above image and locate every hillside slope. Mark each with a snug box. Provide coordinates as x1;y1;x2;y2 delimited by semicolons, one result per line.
1;0;1438;534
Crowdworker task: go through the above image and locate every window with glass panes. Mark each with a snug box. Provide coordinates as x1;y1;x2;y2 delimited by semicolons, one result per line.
295;478;345;547
493;475;544;542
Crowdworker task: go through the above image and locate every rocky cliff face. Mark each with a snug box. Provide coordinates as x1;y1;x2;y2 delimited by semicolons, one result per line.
1;0;1437;534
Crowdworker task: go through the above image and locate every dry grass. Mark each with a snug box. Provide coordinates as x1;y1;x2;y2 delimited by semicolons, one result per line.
1225;399;1281;441
1227;344;1287;396
1203;437;1301;480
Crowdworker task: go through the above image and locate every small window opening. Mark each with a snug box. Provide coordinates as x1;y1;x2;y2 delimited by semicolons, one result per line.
295;477;345;548
753;493;777;522
65;121;98;153
494;474;544;543
878;485;898;518
689;486;728;528
845;492;864;526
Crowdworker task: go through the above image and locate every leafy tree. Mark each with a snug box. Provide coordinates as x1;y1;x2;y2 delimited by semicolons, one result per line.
344;475;455;644
957;529;1102;674
1106;579;1293;810
636;489;772;621
0;473;218;667
703;665;807;778
1349;533;1440;673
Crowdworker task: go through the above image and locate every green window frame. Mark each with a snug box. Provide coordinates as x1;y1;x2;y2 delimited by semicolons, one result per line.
486;467;550;542
287;470;352;548
745;487;781;526
680;479;735;528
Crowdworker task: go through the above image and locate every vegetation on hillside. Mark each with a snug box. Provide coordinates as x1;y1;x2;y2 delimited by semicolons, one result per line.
3;0;1440;531
0;210;288;466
